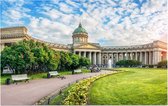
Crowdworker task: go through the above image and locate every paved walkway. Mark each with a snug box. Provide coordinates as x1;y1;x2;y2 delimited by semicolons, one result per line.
1;70;116;105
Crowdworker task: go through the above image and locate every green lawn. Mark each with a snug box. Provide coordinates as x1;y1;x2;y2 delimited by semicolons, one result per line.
0;69;90;85
89;68;167;105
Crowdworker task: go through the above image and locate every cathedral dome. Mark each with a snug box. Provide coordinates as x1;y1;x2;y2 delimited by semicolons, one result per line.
72;23;88;44
73;23;88;35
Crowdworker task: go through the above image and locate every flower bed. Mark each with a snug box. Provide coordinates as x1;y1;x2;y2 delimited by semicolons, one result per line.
62;73;114;105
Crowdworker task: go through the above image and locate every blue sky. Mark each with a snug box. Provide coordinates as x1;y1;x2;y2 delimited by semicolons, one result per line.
1;0;167;46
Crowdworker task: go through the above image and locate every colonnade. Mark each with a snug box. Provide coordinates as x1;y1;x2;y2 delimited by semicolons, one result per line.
74;51;101;65
74;50;167;65
102;50;167;65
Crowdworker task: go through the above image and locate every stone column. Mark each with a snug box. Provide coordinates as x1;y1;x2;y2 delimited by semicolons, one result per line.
79;51;81;57
144;52;147;65
123;53;125;60
151;51;153;65
93;52;96;64
98;52;101;65
89;52;92;63
118;53;120;61
125;52;128;60
130;52;133;60
149;51;151;65
116;53;118;62
158;51;161;63
153;51;155;64
147;52;149;64
83;51;86;57
153;51;161;64
140;52;142;63
111;53;114;64
135;52;138;60
121;53;124;60
129;52;131;60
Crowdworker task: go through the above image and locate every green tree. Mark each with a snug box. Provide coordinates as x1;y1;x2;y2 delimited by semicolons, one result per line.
1;42;35;74
47;51;60;71
69;53;80;69
1;40;60;74
79;57;91;67
59;52;72;70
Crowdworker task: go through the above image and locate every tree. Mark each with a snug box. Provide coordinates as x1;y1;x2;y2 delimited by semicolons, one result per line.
69;53;80;69
47;51;60;71
79;57;91;67
1;40;60;74
59;52;72;70
1;42;35;74
1;40;93;74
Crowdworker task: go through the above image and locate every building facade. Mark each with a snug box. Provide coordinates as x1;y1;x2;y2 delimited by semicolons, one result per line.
0;24;167;66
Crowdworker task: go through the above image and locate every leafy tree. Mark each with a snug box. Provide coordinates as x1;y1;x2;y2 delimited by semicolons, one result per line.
79;57;91;67
1;39;93;74
1;42;35;74
69;53;80;69
1;40;60;74
47;51;60;71
59;52;72;70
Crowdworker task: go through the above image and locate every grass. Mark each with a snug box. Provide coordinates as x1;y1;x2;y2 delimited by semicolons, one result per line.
0;74;11;84
0;69;91;85
89;68;167;105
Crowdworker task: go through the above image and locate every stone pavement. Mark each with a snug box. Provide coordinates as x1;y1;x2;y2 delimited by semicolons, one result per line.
1;70;115;105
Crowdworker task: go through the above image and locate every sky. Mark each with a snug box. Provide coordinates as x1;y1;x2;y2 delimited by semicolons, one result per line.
1;0;167;46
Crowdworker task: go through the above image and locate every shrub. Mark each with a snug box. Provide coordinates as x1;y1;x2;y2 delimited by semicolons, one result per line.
116;60;141;67
148;65;154;68
157;60;167;68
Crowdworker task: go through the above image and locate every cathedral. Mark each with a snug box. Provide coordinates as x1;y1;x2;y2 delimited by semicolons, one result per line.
0;23;167;66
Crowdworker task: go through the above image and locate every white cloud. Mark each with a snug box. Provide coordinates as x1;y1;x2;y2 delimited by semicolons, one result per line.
59;2;74;13
1;0;167;46
28;17;74;44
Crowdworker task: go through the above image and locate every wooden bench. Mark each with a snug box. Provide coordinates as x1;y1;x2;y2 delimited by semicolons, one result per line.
74;69;82;73
48;71;65;79
11;74;30;84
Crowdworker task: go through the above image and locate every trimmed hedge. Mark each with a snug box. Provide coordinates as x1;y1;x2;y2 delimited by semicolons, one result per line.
116;60;141;67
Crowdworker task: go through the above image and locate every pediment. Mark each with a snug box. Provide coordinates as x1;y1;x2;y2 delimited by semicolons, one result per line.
74;43;101;49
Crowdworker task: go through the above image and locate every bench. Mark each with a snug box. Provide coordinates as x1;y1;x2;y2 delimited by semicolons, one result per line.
48;71;65;79
74;69;82;73
11;74;30;84
49;71;59;77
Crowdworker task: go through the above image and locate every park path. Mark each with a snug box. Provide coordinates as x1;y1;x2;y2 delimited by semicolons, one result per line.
1;70;115;105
